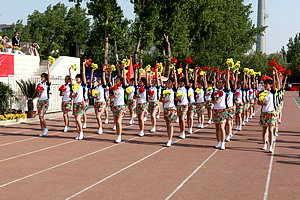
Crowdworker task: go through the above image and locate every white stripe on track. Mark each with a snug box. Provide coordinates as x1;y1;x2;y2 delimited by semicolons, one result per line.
263;138;276;200
0;125;131;163
0;125;161;188
65;124;210;199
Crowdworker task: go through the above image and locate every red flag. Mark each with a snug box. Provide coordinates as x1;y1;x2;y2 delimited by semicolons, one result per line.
153;62;158;78
127;54;134;81
0;54;14;77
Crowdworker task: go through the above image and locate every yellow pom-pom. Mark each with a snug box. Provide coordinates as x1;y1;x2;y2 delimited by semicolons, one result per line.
92;89;99;97
48;56;55;65
176;92;183;97
126;87;133;94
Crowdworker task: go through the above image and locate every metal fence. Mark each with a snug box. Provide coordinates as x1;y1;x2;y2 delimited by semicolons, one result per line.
8;75;65;112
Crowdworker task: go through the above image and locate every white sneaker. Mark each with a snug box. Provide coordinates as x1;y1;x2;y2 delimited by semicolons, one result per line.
242;122;245;126
276;127;278;133
225;135;231;142
269;145;274;153
63;126;70;132
176;118;179;123
113;125;116;131
245;118;248;123
238;126;242;131
134;114;137;118
215;142;221;149
188;128;192;134
77;132;83;140
208;120;212;124
278;119;281;123
275;132;278;137
104;119;109;124
115;135;121;143
235;125;239;131
156;115;160;119
179;132;185;139
185;115;187;120
262;144;267;150
150;127;156;133
129;120;133;125
220;142;225;150
249;116;252;119
83;123;87;129
201;124;204;128
138;130;144;137
42;128;48;136
39;130;44;137
166;140;172;147
75;134;79;140
198;123;202;128
97;127;103;134
194;113;198;117
144;117;148;122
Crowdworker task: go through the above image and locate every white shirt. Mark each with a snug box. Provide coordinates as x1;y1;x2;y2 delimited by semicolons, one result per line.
196;88;205;103
149;86;158;102
235;88;243;104
227;89;234;108
38;81;50;101
127;85;135;100
188;87;195;103
262;89;275;113
177;86;188;105
213;89;226;110
163;89;175;108
113;86;125;106
94;85;105;102
137;86;147;104
73;83;85;103
249;88;254;99
62;84;71;102
84;84;90;100
205;88;213;102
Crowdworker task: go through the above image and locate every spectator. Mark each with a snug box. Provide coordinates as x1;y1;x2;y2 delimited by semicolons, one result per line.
29;42;40;56
0;35;9;52
12;31;20;47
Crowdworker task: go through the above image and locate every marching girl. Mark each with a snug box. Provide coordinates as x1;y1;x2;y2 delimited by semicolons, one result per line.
258;70;278;152
127;78;137;125
82;73;91;129
110;67;127;143
104;73;112;124
234;71;244;131
225;68;237;142
37;61;51;137
186;67;197;134
148;70;161;133
278;74;287;124
195;75;207;129
91;68;107;134
160;68;177;147
59;67;73;133
248;75;256;119
134;70;149;137
175;70;189;139
242;73;248;126
69;61;87;140
205;75;215;125
212;78;228;150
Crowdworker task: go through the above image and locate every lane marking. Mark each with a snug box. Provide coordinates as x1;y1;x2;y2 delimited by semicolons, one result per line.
0;125;131;163
263;138;276;200
0;125;164;188
65;125;210;199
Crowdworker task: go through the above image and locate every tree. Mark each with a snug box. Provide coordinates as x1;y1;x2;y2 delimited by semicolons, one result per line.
284;33;300;82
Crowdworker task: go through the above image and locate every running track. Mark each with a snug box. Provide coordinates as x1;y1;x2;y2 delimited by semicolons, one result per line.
0;91;299;199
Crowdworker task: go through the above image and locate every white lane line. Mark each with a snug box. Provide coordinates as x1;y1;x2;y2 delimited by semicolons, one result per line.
165;149;218;200
65;124;210;199
0;125;162;188
263;138;276;200
0;125;131;163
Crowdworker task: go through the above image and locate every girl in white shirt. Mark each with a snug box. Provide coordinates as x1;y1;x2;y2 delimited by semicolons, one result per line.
160;68;177;147
92;69;107;134
234;71;244;131
69;61;87;140
258;70;278;153
205;77;215;125
195;75;207;129
104;73;112;124
109;66;127;143
212;78;228;150
59;68;73;133
148;72;161;133
175;73;189;139
126;78;137;125
134;71;149;137
186;67;197;134
37;61;51;137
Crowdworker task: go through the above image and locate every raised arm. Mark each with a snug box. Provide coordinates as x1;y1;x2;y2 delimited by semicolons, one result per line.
282;75;287;90
173;67;178;89
47;61;51;83
134;67;138;86
185;65;189;86
89;69;94;86
243;72;247;89
226;66;230;90
123;66;127;85
213;72;216;88
194;68;198;87
82;61;86;84
102;69;107;86
146;71;150;87
272;70;277;90
69;67;73;85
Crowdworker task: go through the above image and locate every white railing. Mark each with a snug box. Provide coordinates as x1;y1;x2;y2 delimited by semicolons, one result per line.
8;75;65;113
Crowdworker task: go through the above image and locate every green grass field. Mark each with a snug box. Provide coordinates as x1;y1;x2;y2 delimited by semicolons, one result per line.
294;97;300;107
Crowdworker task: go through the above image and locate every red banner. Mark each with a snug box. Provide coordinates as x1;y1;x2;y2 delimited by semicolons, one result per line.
0;54;14;77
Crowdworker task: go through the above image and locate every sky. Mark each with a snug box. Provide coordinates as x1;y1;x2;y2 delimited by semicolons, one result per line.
0;0;299;54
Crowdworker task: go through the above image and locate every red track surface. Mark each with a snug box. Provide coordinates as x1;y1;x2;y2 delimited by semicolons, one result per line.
0;92;299;200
